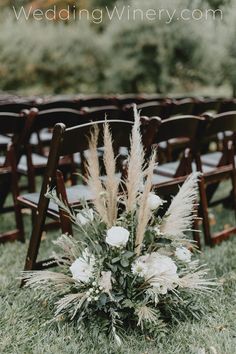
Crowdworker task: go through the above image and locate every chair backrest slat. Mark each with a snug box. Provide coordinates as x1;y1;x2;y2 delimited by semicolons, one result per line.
155;115;206;144
37;100;80;111
204;111;236;138
35;108;84;130
0;103;32;113
59;120;133;156
81;106;121;121
0;112;25;134
170;99;194;117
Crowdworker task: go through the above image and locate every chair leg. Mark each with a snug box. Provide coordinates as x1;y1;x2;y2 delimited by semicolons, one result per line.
56;170;73;236
198;176;212;246
9;148;25;242
22;123;65;278
231;166;236;220
0;175;11;211
23;194;50;272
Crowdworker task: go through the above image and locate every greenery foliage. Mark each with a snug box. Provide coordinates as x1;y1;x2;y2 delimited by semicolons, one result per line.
21;114;217;345
0;0;234;94
0;214;235;353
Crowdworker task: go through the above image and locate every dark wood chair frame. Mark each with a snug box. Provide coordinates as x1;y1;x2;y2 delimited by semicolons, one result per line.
0;109;36;243
151;115;209;248
194;112;236;245
19;119;139;271
20;108;88;192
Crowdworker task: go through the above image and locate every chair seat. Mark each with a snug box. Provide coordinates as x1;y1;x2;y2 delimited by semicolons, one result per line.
158;138;190;151
18;172;122;217
74;147;128;167
217;131;233;141
30;130;53;145
151;173;173;185
200;152;223;167
0;134;11;147
18;154;74;174
17;153;48;173
74;149;104;166
154;160;216;177
0;156;5;166
18;184;95;217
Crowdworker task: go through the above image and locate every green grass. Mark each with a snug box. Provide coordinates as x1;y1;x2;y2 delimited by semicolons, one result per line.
0;185;236;354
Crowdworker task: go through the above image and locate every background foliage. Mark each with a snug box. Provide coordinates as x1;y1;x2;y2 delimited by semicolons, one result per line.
0;0;235;95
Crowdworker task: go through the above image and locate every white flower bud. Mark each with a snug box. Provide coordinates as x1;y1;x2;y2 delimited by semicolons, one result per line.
105;226;129;247
147;193;163;211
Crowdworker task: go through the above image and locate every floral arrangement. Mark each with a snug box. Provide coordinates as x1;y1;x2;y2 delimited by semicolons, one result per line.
23;108;216;344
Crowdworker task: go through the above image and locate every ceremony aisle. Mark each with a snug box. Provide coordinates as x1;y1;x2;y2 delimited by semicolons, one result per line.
0;223;235;354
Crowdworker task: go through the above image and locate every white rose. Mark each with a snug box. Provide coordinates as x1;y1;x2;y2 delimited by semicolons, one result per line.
76;208;94;226
133;253;178;293
175;247;192;263
147;193;163;210
106;226;130;248
70;249;95;283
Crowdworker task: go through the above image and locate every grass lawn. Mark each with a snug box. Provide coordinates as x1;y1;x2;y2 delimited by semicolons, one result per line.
0;185;236;354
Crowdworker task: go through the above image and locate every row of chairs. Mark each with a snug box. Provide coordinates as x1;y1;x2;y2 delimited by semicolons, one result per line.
22;111;236;271
1;95;236;118
0;107;236;268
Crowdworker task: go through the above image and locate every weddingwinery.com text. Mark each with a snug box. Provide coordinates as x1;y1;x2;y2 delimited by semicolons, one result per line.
13;5;223;24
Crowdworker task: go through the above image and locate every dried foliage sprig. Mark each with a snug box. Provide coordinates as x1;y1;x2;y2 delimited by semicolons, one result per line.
86;125;108;225
135;151;156;255
126;106;145;212
160;173;200;239
103;121;119;227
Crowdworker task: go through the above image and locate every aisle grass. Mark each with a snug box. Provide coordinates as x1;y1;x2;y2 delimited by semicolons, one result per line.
0;199;236;354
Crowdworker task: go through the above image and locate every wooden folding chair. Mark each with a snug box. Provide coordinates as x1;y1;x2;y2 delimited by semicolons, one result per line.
0;109;36;243
37;99;80;111
19;119;137;271
78;95;116;108
169;98;194;117
0;103;33;151
80;106;121;119
193;98;221;116
18;108;87;192
218;98;236;114
116;94;145;107
0;102;32;113
151;115;208;248
194;112;236;245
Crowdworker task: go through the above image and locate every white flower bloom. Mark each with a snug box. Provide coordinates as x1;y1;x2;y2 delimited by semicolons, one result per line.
147;193;163;211
132;259;148;277
133;253;178;294
105;226;130;248
76;208;94;226
70;249;95;283
175;247;192;263
98;271;112;293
